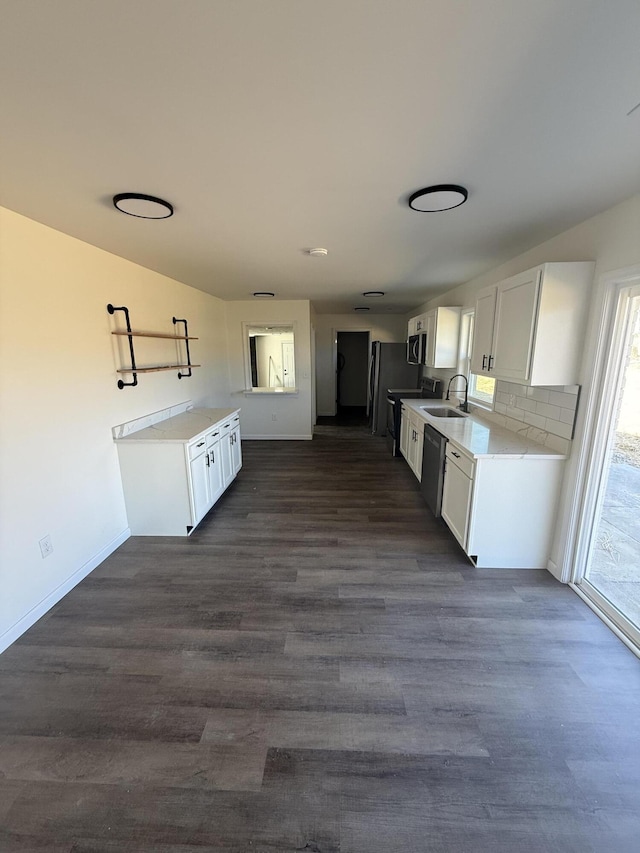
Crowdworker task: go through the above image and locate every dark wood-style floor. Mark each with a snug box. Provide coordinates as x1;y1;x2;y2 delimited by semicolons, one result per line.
1;426;639;852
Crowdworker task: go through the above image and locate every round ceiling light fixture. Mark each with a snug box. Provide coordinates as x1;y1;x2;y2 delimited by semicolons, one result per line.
113;192;174;219
363;291;385;297
307;247;328;257
408;184;468;212
354;306;370;312
252;291;275;298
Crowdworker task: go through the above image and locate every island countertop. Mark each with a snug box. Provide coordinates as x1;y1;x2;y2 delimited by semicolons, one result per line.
114;407;239;444
400;399;567;460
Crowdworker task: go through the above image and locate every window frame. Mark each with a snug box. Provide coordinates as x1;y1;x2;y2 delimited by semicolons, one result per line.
457;309;495;407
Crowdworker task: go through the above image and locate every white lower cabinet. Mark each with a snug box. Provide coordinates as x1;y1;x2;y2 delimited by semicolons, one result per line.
116;408;241;536
441;446;473;548
400;408;424;481
440;442;564;569
189;442;213;525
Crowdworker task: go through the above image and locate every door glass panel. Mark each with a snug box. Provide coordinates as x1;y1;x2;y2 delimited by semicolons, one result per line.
585;294;640;628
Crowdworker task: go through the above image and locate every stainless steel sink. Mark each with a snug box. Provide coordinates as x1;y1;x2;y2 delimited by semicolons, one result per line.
421;407;467;418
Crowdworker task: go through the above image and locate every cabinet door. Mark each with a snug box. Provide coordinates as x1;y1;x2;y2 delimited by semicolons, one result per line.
189;451;211;524
230;426;242;475
220;432;233;488
207;441;224;504
470;287;497;375
413;422;424;482
424;311;436;367
442;458;473;548
491;269;541;381
400;407;410;459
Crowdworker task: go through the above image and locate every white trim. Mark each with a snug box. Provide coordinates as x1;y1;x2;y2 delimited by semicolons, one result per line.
241;389;299;395
546;558;561;582
0;528;131;654
554;264;640;584
570;582;640;659
242;434;313;440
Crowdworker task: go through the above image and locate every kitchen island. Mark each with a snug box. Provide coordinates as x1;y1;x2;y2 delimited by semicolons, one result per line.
115;407;241;536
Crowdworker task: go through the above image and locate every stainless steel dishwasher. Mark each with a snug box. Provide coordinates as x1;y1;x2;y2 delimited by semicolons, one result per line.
420;422;447;518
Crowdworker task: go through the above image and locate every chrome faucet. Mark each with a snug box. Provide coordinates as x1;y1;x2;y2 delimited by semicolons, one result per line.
446;374;469;413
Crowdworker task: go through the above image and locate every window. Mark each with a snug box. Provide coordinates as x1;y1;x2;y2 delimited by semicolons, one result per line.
243;324;296;391
458;310;495;406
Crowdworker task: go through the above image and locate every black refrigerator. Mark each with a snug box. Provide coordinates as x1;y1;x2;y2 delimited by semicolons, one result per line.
368;342;420;435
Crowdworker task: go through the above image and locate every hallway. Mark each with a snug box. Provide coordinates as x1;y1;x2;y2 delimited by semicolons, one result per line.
0;428;639;851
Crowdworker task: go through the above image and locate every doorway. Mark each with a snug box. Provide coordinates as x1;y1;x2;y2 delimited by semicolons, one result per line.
573;275;640;649
335;331;370;423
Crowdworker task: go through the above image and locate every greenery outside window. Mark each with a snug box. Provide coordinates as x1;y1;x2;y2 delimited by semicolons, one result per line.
458;310;495;406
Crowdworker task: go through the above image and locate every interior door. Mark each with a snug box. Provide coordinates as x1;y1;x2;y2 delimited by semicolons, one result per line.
281;342;295;388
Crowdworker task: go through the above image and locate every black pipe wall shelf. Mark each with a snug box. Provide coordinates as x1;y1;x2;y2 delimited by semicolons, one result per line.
107;304;200;389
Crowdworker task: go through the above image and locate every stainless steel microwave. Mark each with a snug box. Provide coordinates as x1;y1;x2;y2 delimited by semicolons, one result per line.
407;333;425;365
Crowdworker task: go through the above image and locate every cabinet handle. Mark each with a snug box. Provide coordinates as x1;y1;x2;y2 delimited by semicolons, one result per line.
482;354;487;370
234;417;239;421
196;441;205;448
205;453;210;467
488;355;494;371
210;450;215;463
213;431;219;436
224;423;230;428
452;451;461;459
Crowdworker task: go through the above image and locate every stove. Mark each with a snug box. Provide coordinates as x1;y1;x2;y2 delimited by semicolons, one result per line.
386;377;442;456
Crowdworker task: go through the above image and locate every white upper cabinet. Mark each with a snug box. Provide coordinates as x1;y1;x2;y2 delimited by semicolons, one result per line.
470;262;594;386
407;313;427;336
424;307;461;369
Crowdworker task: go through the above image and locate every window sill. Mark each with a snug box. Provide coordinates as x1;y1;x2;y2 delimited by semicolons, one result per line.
242;388;299;396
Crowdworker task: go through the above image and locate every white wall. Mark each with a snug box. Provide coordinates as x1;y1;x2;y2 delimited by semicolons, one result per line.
224;300;313;439
315;314;406;416
408;193;640;578
0;207;231;649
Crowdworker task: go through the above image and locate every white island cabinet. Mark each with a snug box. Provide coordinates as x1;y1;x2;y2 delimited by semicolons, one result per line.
115;407;241;536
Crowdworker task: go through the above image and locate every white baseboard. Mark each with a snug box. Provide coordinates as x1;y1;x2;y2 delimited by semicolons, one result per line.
546;559;563;582
242;434;313;440
0;528;131;654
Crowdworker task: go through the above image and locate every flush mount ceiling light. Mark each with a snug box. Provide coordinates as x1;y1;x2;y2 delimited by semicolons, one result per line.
408;184;468;212
354;306;370;312
306;247;328;257
113;192;174;219
252;291;275;298
363;291;385;297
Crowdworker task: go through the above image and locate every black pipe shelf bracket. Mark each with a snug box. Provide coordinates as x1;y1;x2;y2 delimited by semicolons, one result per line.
107;304;200;389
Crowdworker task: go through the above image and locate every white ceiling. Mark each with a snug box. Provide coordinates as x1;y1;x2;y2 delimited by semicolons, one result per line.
1;0;640;314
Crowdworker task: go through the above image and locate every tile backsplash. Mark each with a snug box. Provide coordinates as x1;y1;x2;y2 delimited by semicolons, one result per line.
112;400;193;439
484;382;580;455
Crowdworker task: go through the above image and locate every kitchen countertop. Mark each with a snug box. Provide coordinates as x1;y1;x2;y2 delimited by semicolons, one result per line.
400;399;567;460
114;407;239;444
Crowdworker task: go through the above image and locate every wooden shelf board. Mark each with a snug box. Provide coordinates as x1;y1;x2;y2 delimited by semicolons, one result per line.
111;330;198;340
117;364;202;374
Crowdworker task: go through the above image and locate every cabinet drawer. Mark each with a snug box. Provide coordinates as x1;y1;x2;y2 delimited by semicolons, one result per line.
219;419;232;436
206;428;222;448
446;444;474;478
188;437;208;460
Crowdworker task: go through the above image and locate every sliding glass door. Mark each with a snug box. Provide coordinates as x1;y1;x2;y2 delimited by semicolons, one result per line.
576;281;640;644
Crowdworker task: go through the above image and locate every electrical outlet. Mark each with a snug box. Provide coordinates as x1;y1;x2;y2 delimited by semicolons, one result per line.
39;535;53;558
271;413;278;421
509;394;516;407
